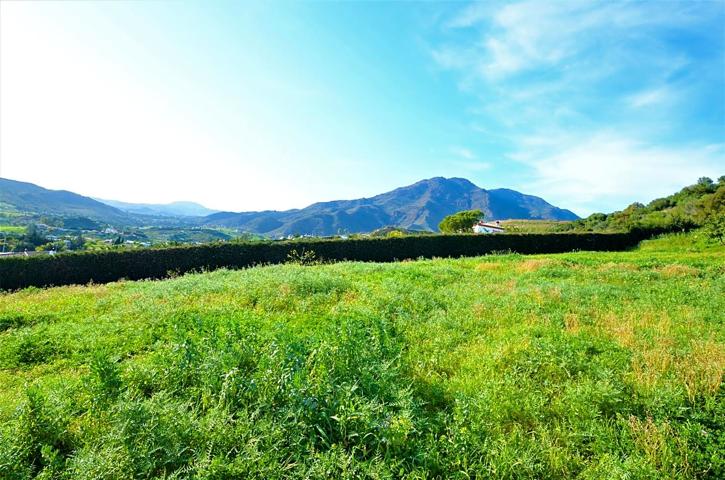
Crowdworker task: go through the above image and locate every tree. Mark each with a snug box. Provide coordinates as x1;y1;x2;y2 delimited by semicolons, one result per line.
70;234;86;251
699;186;725;243
24;223;46;246
697;177;714;187
439;210;483;234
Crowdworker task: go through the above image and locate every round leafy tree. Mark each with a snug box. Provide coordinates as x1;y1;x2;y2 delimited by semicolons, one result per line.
438;209;483;234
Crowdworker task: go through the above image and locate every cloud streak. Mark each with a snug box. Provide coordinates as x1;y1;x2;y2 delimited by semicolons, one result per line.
431;0;725;213
511;133;724;215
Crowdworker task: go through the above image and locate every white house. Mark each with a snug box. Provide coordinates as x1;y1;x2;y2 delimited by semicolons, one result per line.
472;220;505;234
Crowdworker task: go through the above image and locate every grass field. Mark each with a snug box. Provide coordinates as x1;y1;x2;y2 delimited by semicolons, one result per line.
500;220;572;233
0;233;723;479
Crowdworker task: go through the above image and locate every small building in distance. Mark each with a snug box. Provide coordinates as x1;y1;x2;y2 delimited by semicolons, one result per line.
472;220;505;234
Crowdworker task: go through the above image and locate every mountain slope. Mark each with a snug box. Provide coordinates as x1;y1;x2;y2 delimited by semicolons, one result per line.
205;177;579;236
95;198;219;217
0;177;131;223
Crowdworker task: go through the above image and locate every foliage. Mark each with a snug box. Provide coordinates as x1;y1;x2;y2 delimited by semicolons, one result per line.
369;227;434;238
61;217;100;230
69;234;85;251
697;184;725;243
23;225;46;248
0;236;722;478
561;176;724;236
439;209;483;233
0;233;645;290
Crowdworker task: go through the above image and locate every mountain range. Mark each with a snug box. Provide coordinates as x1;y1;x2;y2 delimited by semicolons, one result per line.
205;177;578;236
1;176;578;235
94;198;219;217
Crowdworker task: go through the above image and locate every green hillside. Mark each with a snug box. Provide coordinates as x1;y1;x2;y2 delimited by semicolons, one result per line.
1;233;723;478
0;178;131;224
562;176;724;235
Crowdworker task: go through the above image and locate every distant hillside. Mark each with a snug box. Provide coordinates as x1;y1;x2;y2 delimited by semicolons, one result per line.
95;198;219;217
0;178;131;224
205;177;579;236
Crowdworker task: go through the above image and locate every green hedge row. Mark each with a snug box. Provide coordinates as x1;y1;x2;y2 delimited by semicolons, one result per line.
0;233;645;290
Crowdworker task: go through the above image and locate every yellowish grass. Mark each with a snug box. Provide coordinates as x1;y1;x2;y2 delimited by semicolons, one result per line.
341;289;360;304
631;338;675;390
475;262;502;272
279;283;293;296
516;258;554;273
679;338;725;402
487;279;517;295
597;311;673;348
595;310;724;399
595;311;680;391
546;286;562;300
564;313;580;334
628;416;677;472
658;264;700;277
598;312;637;349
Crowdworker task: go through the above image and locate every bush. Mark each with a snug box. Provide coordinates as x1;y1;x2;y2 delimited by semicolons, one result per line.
0;233;645;291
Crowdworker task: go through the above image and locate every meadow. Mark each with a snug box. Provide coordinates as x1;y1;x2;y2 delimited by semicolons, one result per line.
0;233;723;479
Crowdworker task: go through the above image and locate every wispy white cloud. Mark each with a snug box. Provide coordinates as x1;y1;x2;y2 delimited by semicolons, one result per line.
511;132;725;215
444;2;496;29
627;87;672;108
431;0;724;212
449;146;492;172
443;0;710;80
450;146;477;160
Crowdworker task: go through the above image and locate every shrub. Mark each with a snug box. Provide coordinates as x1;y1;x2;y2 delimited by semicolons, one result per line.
0;233;645;291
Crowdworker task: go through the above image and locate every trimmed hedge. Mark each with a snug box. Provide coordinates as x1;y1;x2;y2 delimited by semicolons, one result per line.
0;233;645;290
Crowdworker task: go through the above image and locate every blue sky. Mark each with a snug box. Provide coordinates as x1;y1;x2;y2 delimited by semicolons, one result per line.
1;0;723;216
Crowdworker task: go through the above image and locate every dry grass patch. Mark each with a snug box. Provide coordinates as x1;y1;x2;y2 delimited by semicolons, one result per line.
597;312;637;349
516;258;555;273
631;338;675;390
627;416;680;474
679;338;725;402
487;279;517;295
658;264;700;277
598;311;678;391
546;286;562;300
475;262;503;272
596;311;673;349
596;310;724;399
564;313;581;334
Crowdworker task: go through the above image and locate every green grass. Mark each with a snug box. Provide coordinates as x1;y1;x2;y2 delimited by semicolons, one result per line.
501;219;572;233
0;225;24;234
0;234;723;478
